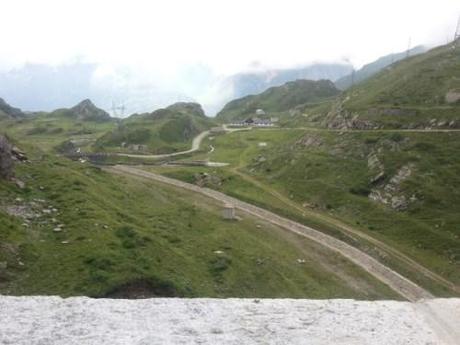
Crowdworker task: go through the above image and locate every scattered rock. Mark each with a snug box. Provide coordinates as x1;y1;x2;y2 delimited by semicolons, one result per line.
295;135;323;148
12;178;26;189
194;173;222;188
257;155;267;163
445;89;460;104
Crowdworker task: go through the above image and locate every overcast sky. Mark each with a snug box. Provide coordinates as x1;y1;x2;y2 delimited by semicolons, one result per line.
1;0;458;74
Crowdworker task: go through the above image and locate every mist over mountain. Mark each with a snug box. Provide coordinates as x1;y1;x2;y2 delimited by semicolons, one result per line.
0;62;196;116
225;63;353;99
335;45;428;90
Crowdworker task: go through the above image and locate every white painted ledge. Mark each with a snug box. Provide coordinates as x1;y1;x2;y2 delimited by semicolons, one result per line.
0;297;459;345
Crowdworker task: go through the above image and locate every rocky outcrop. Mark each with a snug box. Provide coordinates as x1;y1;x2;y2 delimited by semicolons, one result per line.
367;153;385;185
369;164;416;210
295;134;323;148
70;99;111;122
322;100;379;130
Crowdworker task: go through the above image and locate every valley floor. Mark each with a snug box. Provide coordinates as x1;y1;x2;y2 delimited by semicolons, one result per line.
0;296;459;345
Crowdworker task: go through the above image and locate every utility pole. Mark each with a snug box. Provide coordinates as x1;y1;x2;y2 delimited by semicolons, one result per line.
406;37;412;58
455;16;460;41
111;101;126;118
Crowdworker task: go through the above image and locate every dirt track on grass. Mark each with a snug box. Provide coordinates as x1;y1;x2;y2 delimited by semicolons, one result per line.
105;165;433;302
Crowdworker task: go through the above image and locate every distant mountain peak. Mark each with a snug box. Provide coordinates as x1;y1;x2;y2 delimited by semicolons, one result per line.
69;99;111;121
166;102;206;117
217;79;340;122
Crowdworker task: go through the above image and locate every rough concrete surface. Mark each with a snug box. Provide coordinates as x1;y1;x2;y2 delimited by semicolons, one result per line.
0;297;459;345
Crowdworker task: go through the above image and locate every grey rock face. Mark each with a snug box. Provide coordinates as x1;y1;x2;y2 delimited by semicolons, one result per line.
369;164;416;211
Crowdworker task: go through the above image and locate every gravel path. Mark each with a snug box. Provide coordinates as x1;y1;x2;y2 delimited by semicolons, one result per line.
106;165;432;302
115;130;210;159
1;296;458;345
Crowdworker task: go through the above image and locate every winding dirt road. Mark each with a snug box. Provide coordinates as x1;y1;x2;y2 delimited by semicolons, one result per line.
105;165;432;302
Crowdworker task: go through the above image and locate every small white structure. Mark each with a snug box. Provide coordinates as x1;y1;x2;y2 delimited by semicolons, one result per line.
255;109;266;116
222;203;236;220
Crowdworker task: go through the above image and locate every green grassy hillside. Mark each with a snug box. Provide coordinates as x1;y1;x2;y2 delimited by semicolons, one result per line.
299;42;460;129
0;142;397;299
216;79;340;123
1;112;115;152
150;128;460;296
95;102;215;154
335;46;427;90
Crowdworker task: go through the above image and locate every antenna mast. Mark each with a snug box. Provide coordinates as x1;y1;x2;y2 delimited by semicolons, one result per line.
111;101;126;117
406;37;412;58
455;16;460;41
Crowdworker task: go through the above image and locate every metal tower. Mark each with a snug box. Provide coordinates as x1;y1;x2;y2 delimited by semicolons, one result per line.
455;16;460;41
406;37;412;58
111;101;126;117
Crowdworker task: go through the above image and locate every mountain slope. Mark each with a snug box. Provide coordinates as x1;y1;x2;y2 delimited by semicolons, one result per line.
95;102;214;154
0;141;396;299
300;42;460;129
216;79;340;123
0;98;25;120
178;128;460;296
50;99;111;122
225;63;352;99
335;46;427;90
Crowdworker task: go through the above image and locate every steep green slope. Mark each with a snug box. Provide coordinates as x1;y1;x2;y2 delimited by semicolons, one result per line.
320;42;460;129
335;46;427;90
216;79;340;123
0;143;397;299
95;102;215;154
